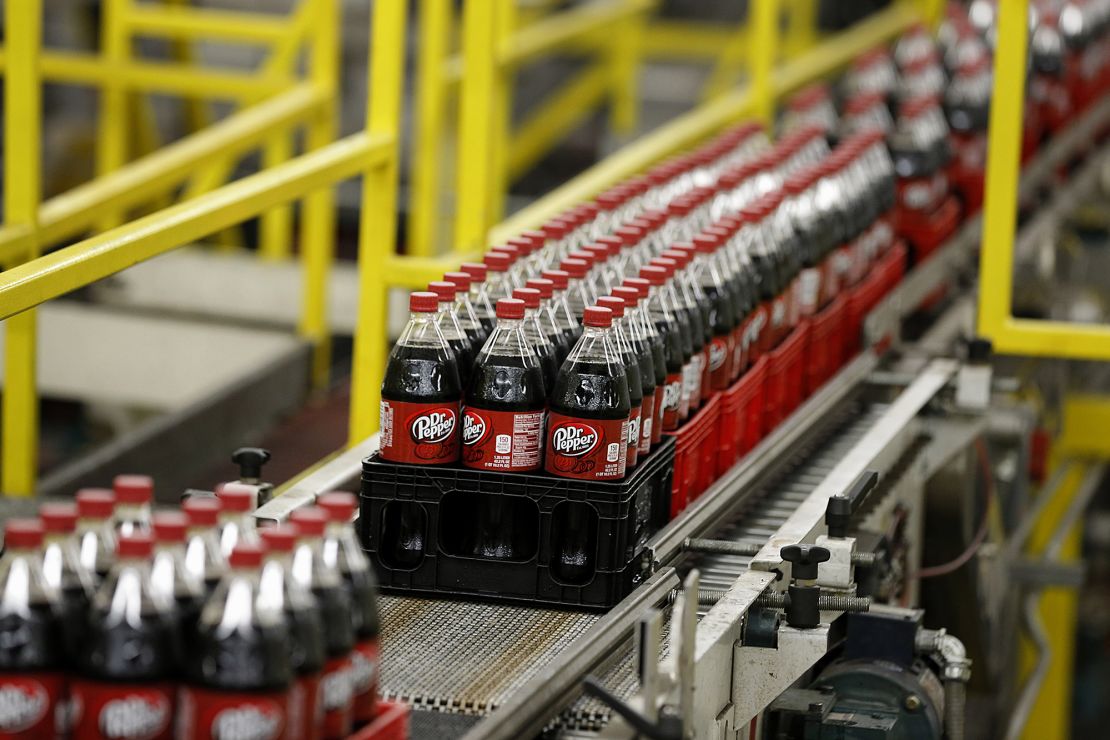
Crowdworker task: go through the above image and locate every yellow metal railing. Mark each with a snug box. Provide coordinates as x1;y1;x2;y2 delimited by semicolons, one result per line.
976;0;1110;360
0;0;403;496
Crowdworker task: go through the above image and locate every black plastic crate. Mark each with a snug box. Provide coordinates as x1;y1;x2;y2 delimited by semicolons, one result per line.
359;438;675;610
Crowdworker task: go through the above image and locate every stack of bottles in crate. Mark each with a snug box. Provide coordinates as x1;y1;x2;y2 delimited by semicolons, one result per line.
0;479;398;740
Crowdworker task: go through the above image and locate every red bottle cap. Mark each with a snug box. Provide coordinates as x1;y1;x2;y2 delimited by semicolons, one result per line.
290;506;327;537
660;249;691;269
595;188;625;210
638;265;668;287
495;298;526;320
183;496;221;527
152;512;188;543
525;278;554;299
76;488;116;518
582;244;610;263
4;518;44;549
717;168;744;191
583;306;614;328
641;209;668;230
692;234;719;255
789;82;830;111
259;524;298;552
428;280;461;302
460;262;488;281
317;492;358;522
614;225;644;248
490;244;521;263
542;218;571;241
566;250;596;267
512;288;542;309
520;230;547;250
40;503;78;534
228;542;265;569
216;482;255;513
483;251;512;272
117;533;154;559
572;202;599;222
113;474;153;505
623;277;651;298
611;286;640;306
596;296;625;319
506;236;535;256
667;198;693;218
560;258;590;278
596;236;624;258
443;271;472;292
649;258;677;278
409;291;440;313
541;269;569;290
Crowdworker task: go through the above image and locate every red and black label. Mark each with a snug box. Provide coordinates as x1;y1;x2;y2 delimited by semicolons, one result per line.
287;673;322;740
545;413;628;480
379;400;460;464
638;391;655;456
349;639;379;724
70;679;174;740
820;254;840;308
625;405;642;469
461;407;544;471
0;673;62;739
660;372;683;431
798;267;821;319
700;347;712;403
708;336;731;390
320;656;353;739
175;686;286;740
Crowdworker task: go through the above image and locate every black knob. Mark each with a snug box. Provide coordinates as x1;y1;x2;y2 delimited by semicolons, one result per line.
967;337;992;363
232;447;271;480
780;544;830;581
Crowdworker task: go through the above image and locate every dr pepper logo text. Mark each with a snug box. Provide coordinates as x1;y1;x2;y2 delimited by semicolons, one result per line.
407;408;456;444
461;410;489;446
550;421;600;457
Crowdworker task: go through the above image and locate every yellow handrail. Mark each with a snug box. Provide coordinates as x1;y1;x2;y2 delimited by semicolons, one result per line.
0;0;400;495
976;0;1110;360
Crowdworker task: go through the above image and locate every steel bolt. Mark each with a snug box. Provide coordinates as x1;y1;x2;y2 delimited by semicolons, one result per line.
904;694;922;711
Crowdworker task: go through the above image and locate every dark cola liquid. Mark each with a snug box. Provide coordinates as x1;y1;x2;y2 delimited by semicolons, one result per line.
0;602;64;671
653;317;685;376
187;615;291;691
548;327;571;367
446;336;475;389
534;343;559;396
58;583;91;657
81;607;179;682
381;344;461;405
314;582;355;661
549;360;629;582
466;352;545;560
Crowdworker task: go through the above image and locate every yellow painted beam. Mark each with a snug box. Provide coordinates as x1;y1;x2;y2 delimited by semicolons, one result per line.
408;0;453;258
1057;394;1110;457
0;133;391;321
640;20;738;60
348;0;407;444
0;49;293;100
501;0;655;66
127;4;293;44
383;253;482;290
750;0;781;128
2;0;42;496
0;84;324;264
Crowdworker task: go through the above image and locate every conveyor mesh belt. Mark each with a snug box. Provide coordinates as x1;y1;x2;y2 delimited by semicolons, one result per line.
378;402;888;733
380;595;600;714
555;404;888;733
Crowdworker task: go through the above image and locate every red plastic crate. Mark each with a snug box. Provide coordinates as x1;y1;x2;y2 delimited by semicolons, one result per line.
665;393;721;518
806;295;847;396
764;322;810;435
717;356;768;476
878;241;908;298
348;700;411;740
897;195;961;261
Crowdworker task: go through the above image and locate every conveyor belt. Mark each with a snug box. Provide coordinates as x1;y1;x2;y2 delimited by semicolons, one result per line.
377;401;889;735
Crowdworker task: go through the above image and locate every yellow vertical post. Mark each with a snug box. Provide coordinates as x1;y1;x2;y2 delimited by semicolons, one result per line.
408;0;453;258
976;0;1027;342
751;0;781;131
487;1;515;226
96;0;130;230
299;0;339;389
2;0;43;496
348;0;406;443
454;0;498;254
167;0;210;134
609;0;644;135
260;136;295;260
784;0;818;58
922;0;947;31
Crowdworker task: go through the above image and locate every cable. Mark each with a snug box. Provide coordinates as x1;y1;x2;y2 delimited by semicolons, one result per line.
911;437;995;580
